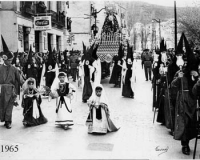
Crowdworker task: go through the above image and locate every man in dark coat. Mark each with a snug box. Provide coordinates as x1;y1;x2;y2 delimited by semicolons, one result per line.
142;49;153;81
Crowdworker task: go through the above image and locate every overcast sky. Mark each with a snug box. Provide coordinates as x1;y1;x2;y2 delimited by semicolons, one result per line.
126;0;199;7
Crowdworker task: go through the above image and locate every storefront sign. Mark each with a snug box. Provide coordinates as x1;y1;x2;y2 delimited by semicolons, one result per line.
18;25;23;41
34;16;51;31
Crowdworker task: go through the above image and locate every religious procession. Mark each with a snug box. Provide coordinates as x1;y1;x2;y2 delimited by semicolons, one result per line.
1;1;200;159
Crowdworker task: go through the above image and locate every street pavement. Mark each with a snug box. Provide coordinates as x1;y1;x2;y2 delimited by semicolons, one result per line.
1;59;200;159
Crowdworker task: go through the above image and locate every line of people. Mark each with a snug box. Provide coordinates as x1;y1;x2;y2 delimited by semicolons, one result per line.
109;41;136;99
152;33;200;155
0;36;119;135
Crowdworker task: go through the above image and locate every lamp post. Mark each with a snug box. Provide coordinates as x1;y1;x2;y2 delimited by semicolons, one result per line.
152;18;161;43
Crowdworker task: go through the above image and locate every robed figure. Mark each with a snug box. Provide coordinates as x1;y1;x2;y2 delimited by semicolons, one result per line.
24;46;39;87
50;72;76;130
86;84;119;134
121;44;134;98
109;44;123;87
21;78;47;127
91;43;101;86
0;40;22;129
81;45;95;103
44;46;56;89
171;70;198;155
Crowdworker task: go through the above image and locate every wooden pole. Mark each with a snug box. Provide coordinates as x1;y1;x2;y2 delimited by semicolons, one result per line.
174;0;177;51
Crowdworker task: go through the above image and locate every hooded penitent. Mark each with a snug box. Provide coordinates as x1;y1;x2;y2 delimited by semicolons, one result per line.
176;33;197;72
109;43;123;85
160;38;167;53
46;45;56;70
43;44;56;88
118;43;124;60
25;45;39;86
27;45;33;65
82;43;95;102
82;41;86;55
92;43;99;61
1;35;14;60
121;41;134;98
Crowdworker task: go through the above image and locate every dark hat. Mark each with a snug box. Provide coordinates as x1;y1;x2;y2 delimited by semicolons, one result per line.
183;33;197;71
58;72;66;77
160;38;167;52
92;44;99;60
118;43;124;59
27;45;33;64
1;35;14;60
82;43;95;63
176;33;184;55
126;42;133;61
47;45;56;68
176;33;197;71
58;50;62;64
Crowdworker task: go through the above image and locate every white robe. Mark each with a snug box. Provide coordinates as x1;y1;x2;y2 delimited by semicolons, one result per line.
52;83;76;126
93;58;102;86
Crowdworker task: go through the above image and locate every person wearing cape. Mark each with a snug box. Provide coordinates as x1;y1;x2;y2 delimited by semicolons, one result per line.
21;77;48;127
86;84;119;134
50;72;76;130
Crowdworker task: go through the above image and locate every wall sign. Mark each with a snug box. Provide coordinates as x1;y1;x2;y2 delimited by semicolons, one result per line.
34;16;52;31
18;25;23;41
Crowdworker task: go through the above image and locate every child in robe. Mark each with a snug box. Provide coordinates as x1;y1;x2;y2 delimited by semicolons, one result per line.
21;77;48;127
50;72;76;130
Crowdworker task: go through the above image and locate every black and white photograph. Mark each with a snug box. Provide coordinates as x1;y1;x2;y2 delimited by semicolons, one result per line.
1;0;200;159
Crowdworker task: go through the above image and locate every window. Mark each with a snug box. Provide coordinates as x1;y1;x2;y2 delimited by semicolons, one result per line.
57;1;61;12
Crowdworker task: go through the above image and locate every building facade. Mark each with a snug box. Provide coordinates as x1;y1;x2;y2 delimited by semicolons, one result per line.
0;1;70;53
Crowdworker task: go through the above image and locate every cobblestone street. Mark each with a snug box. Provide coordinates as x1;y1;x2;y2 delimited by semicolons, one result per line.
1;60;200;159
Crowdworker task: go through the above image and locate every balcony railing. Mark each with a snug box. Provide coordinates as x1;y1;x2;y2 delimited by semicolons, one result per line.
20;5;35;18
46;10;65;28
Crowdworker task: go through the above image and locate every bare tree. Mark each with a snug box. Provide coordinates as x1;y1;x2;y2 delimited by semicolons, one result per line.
178;2;200;46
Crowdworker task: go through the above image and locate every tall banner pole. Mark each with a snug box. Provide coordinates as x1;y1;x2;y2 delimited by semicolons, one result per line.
174;0;177;51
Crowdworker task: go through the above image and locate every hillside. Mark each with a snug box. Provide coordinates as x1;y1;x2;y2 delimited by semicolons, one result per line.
125;1;187;29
